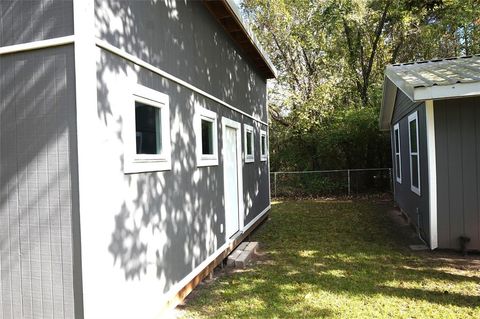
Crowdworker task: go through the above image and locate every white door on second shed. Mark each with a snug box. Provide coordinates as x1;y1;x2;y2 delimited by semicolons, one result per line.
223;121;242;239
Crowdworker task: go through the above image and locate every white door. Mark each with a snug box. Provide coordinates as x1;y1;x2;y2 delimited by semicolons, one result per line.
224;125;240;239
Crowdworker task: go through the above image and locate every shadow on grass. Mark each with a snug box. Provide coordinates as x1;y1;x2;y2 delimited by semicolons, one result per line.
185;200;480;318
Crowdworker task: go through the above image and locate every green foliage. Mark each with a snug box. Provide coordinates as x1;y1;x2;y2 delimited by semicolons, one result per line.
182;200;480;318
242;0;480;172
270;106;390;171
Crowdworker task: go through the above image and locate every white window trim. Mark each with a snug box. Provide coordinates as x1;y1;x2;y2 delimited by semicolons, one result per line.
195;105;218;167
244;124;254;163
124;84;171;173
260;130;267;162
408;111;420;195
393;123;402;183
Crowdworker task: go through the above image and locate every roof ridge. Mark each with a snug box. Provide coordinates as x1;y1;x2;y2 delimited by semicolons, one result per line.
390;54;480;68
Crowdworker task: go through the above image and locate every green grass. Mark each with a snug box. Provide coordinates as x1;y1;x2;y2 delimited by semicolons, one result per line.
181;200;480;319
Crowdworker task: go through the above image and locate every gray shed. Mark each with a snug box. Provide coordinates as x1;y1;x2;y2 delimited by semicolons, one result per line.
0;1;276;318
380;55;480;252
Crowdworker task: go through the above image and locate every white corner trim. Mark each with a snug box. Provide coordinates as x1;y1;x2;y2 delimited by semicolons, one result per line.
0;35;75;55
73;0;97;317
425;100;438;249
94;39;268;127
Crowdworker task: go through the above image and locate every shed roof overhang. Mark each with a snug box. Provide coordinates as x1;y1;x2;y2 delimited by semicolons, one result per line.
202;0;278;79
380;56;480;131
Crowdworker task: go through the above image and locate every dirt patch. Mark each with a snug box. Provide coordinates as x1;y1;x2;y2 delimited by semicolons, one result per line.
387;206;480;275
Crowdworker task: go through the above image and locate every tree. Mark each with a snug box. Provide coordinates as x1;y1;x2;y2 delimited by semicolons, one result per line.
242;0;480;171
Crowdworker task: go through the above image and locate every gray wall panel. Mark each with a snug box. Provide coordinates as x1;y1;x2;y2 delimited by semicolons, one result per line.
392;89;423;124
435;97;480;250
97;49;269;296
95;0;267;122
435;100;450;249
0;45;76;318
391;91;430;242
0;0;74;47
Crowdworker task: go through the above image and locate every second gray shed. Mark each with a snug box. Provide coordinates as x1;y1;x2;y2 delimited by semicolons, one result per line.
380;55;480;252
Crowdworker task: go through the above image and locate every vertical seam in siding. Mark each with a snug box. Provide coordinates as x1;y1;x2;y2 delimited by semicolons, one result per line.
460;104;465;236
474;105;479;245
45;58;55;314
444;105;452;247
13;59;24;317
54;54;66;317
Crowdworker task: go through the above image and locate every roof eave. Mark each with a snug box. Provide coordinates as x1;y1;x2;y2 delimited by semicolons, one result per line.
413;82;480;101
203;0;278;79
223;0;278;77
379;76;397;131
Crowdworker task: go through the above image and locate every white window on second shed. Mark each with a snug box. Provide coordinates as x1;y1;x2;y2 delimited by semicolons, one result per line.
195;106;218;167
393;123;401;183
124;84;171;173
408;112;420;195
244;124;254;163
260;130;267;161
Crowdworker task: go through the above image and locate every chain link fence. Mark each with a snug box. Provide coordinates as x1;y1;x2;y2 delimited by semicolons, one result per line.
270;168;392;198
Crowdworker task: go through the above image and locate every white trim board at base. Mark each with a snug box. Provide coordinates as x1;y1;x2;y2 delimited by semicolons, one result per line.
425;100;438;249
161;205;271;306
95;39;269;127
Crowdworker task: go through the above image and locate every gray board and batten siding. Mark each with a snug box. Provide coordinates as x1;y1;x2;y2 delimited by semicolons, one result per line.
78;0;271;317
434;97;480;250
94;0;268;123
0;1;79;318
391;90;430;243
0;0;74;47
0;0;272;317
96;47;269;291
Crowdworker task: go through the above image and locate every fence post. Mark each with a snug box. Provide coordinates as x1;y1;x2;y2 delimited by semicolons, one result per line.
347;169;351;196
274;172;277;198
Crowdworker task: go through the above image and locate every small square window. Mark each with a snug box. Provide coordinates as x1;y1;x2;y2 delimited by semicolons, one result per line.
124;85;171;174
195;105;218;167
135;102;162;154
201;119;214;155
260;130;267;161
244;124;254;163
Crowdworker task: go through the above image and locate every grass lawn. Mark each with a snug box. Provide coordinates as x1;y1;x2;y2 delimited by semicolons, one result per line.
180;200;480;319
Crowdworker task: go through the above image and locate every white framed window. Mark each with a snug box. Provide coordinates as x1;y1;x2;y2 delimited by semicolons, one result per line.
260;130;267;162
244;124;254;163
393;123;401;183
408;111;420;195
195;106;218;167
124;84;171;173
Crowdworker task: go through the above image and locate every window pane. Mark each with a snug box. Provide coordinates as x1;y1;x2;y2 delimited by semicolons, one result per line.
246;131;252;155
261;135;266;156
409;119;417;152
394;129;399;153
135;102;161;154
201;119;214;155
411;154;419;187
396;154;401;179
